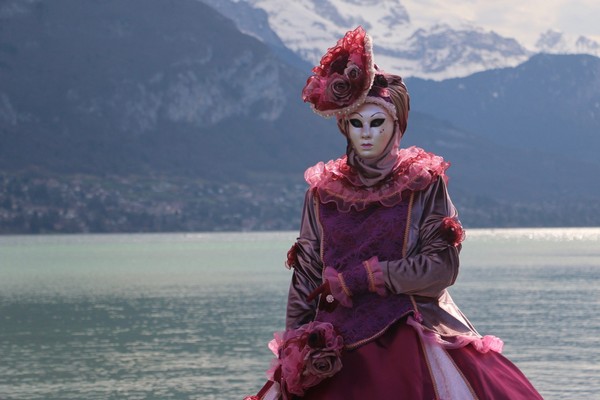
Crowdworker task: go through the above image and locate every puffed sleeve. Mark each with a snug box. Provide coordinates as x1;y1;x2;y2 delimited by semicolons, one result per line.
380;176;463;298
285;189;323;329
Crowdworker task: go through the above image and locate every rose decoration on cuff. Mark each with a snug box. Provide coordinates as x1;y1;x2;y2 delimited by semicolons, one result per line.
266;321;344;397
302;26;375;117
440;216;465;247
285;242;300;269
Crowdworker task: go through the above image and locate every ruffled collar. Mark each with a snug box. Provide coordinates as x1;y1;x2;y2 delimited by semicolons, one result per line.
304;146;449;212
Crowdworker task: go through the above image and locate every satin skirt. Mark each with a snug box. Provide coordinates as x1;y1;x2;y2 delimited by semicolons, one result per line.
302;320;543;400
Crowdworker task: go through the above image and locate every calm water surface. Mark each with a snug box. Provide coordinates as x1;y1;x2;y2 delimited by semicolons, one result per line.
0;229;599;399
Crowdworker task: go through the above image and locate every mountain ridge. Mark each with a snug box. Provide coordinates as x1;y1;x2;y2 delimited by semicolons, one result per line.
0;0;340;179
1;0;600;232
406;53;600;162
204;0;600;80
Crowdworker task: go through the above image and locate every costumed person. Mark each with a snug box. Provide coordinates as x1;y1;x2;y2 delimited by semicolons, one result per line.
245;26;543;400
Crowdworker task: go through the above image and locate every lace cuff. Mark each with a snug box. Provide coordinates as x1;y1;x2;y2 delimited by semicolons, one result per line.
324;259;387;308
362;256;387;296
324;267;353;307
339;262;369;296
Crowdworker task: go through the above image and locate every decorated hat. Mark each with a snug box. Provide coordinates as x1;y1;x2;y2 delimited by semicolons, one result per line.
302;26;402;122
301;26;376;118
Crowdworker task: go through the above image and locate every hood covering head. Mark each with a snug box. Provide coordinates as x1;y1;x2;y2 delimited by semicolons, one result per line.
343;73;410;186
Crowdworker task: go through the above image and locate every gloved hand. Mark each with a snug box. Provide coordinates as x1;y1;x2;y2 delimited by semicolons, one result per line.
308;257;387;310
306;280;340;312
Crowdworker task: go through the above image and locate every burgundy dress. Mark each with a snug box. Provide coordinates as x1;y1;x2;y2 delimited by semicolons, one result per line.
282;147;543;400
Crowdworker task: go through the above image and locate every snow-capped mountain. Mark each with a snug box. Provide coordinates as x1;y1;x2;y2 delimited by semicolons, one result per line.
2;0;600;231
381;24;530;80
202;0;600;80
535;30;600;56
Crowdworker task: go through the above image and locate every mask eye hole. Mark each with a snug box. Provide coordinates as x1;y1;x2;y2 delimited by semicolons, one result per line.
349;119;363;128
370;118;385;127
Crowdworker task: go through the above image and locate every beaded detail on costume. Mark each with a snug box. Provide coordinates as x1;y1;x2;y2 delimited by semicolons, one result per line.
304;146;449;212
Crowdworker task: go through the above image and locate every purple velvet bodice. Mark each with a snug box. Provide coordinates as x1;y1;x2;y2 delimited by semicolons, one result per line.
315;196;416;348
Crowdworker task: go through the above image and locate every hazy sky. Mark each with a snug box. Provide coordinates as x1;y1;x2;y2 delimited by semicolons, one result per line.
402;0;600;47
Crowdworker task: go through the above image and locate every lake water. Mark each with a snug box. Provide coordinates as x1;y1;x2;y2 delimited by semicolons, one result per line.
0;228;599;399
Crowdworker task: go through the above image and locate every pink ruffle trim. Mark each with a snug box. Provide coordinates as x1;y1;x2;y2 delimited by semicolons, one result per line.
304;146;450;212
407;316;504;354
